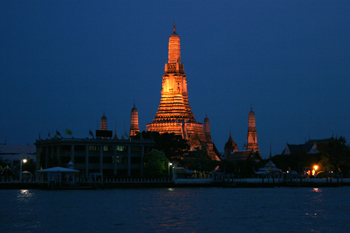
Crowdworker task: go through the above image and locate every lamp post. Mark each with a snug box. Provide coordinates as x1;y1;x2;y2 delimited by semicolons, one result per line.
313;165;318;177
314;165;318;171
168;162;173;177
20;159;27;182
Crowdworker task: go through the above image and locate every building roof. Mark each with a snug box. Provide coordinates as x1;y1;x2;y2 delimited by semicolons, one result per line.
227;150;262;161
224;134;238;150
282;137;332;155
37;167;80;173
255;160;282;174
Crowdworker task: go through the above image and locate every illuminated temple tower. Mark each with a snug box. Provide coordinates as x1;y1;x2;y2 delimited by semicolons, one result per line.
129;103;140;137
146;24;219;160
246;107;259;151
202;115;220;160
100;112;107;130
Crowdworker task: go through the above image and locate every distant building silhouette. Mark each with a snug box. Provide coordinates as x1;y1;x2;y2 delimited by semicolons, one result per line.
222;132;238;160
35;138;154;177
281;138;332;155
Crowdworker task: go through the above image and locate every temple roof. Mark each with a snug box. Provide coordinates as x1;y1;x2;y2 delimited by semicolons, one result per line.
225;133;237;148
282;137;332;155
228;150;262;161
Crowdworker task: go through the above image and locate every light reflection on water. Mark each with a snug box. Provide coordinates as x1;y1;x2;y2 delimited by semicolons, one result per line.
1;187;350;232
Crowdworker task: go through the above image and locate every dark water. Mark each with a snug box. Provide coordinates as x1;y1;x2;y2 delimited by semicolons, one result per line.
1;187;350;233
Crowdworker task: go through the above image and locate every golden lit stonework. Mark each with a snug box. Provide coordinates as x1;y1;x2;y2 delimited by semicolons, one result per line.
129;103;139;137
146;24;219;160
246;107;259;151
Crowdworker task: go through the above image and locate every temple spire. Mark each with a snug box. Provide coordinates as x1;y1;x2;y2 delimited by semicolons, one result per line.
147;24;196;142
167;23;181;64
146;24;220;161
113;122;118;139
100;111;107;131
129;102;139;137
247;107;259;151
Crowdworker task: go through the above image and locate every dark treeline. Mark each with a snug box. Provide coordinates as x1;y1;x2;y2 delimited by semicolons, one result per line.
137;132;350;178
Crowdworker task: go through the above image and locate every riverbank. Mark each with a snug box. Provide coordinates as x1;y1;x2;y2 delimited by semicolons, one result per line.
1;177;349;189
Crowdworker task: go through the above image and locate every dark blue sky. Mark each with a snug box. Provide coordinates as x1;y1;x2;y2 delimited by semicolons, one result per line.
1;1;349;158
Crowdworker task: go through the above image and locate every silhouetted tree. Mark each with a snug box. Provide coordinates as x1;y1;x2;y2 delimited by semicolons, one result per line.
135;131;189;162
318;137;350;174
143;149;169;178
182;148;219;172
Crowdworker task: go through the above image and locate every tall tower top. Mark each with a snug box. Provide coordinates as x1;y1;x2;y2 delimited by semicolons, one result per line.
130;103;139;137
168;23;181;64
247;107;259;151
248;106;256;128
100;112;107;131
203;115;210;134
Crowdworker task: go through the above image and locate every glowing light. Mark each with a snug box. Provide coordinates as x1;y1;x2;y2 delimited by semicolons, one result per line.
21;189;29;195
169;163;173;166
313;188;321;192
314;165;318;171
22;159;27;163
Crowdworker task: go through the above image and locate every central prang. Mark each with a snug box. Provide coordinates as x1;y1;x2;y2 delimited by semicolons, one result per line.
146;25;217;161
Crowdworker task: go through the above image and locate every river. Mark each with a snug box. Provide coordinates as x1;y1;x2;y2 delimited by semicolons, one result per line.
1;187;350;232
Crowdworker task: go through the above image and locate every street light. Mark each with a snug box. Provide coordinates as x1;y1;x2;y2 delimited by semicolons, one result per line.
20;158;27;182
168;162;172;177
312;165;318;176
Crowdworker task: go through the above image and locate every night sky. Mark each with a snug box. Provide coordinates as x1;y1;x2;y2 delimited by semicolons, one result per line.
1;1;349;158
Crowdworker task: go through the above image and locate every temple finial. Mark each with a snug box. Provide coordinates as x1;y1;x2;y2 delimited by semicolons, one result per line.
251;104;253;111
173;22;176;32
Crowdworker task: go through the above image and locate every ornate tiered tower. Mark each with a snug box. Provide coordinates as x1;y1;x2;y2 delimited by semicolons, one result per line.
202;115;220;161
146;24;203;140
129;103;140;137
146;24;217;159
246;107;259;151
203;115;211;140
100;112;107;130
